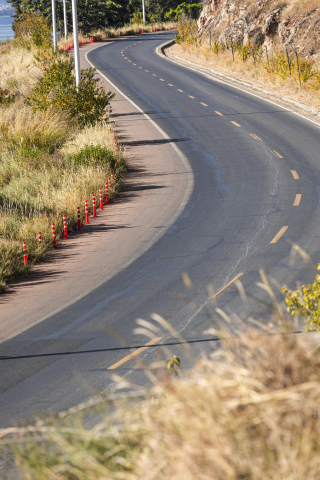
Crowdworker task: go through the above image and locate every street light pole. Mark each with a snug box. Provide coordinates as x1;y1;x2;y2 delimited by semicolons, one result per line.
52;0;57;51
142;0;145;26
63;0;67;40
71;0;80;86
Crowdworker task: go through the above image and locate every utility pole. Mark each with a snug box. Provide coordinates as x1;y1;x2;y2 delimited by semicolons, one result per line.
52;0;57;51
71;0;80;86
142;0;145;26
63;0;67;40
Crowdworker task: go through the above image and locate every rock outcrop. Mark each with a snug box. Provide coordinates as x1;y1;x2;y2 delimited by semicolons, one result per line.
198;0;320;57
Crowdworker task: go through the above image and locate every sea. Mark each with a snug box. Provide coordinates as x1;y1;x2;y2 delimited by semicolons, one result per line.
0;15;14;41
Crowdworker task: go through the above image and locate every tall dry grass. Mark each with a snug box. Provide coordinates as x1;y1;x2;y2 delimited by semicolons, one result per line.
4;321;320;480
0;43;41;97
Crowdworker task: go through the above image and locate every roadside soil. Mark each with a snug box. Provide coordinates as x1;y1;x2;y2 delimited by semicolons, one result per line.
0;38;192;344
168;43;320;125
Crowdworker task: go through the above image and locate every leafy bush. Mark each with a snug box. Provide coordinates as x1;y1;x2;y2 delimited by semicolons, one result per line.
282;263;320;330
14;11;52;50
165;2;201;21
67;144;117;170
0;87;16;106
26;57;115;127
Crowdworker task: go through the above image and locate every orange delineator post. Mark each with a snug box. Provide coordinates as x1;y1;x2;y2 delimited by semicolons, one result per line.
85;200;89;224
52;222;57;247
92;194;97;217
38;232;42;245
105;182;109;204
99;187;103;210
63;214;68;240
108;177;111;188
23;241;28;268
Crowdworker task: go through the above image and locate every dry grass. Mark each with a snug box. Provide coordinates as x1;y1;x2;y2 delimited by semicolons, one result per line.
61;122;121;156
171;42;320;110
4;322;320;480
0;43;41;97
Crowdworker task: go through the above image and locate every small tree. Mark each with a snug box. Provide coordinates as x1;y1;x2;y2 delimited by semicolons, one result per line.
27;56;115;127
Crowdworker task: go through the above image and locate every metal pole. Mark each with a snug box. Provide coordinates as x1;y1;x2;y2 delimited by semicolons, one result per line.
71;0;80;86
142;0;145;26
52;0;57;51
63;0;67;40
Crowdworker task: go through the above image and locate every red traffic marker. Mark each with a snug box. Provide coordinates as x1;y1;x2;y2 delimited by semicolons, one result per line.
108;177;111;188
99;187;103;210
77;206;81;231
52;222;57;247
105;182;109;205
23;241;28;268
38;232;42;246
85;200;89;224
111;173;114;184
63;214;68;240
92;194;97;217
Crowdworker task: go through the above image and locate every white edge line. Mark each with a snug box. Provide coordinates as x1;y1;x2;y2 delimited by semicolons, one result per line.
156;41;320;129
0;42;194;347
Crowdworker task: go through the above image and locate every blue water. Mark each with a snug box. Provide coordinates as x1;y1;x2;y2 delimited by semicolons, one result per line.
0;16;13;41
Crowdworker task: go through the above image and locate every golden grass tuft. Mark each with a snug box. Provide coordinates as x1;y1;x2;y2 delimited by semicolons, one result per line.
4;325;320;479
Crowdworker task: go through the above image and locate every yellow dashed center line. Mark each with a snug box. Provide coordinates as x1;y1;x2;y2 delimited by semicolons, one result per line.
128;60;132;62
272;150;283;158
160;78;165;81
201;102;208;106
124;57;128;59
214;273;245;298
270;226;288;244
133;63;136;65
231;121;241;127
178;89;184;92
108;337;163;370
291;170;299;179
250;134;261;141
215;111;223;116
168;84;174;86
293;194;301;206
152;74;157;76
139;66;142;69
189;95;195;99
145;70;149;72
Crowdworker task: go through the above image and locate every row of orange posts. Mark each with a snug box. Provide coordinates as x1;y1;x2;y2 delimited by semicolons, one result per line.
23;176;113;269
59;25;176;52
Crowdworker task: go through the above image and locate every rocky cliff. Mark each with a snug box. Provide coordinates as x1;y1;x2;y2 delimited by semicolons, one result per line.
198;0;320;57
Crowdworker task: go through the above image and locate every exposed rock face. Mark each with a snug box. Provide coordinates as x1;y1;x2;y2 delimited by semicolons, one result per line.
198;0;320;56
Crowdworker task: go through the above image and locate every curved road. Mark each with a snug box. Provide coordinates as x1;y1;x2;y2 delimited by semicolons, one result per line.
1;31;320;425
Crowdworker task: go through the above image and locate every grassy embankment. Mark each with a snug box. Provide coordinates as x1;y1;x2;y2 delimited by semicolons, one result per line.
172;0;320;110
0;24;126;292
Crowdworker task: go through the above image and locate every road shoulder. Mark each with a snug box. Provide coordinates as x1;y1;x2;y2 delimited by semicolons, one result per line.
0;39;193;345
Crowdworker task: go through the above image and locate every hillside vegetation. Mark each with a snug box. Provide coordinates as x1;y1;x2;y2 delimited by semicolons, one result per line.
172;0;320;109
0;13;126;292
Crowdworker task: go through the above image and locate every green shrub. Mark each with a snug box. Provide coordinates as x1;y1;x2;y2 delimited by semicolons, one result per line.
14;11;52;51
282;263;320;330
68;144;117;169
26;57;115;127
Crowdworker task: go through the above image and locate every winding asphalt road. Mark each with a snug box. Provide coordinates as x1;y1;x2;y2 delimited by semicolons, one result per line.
1;31;320;426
